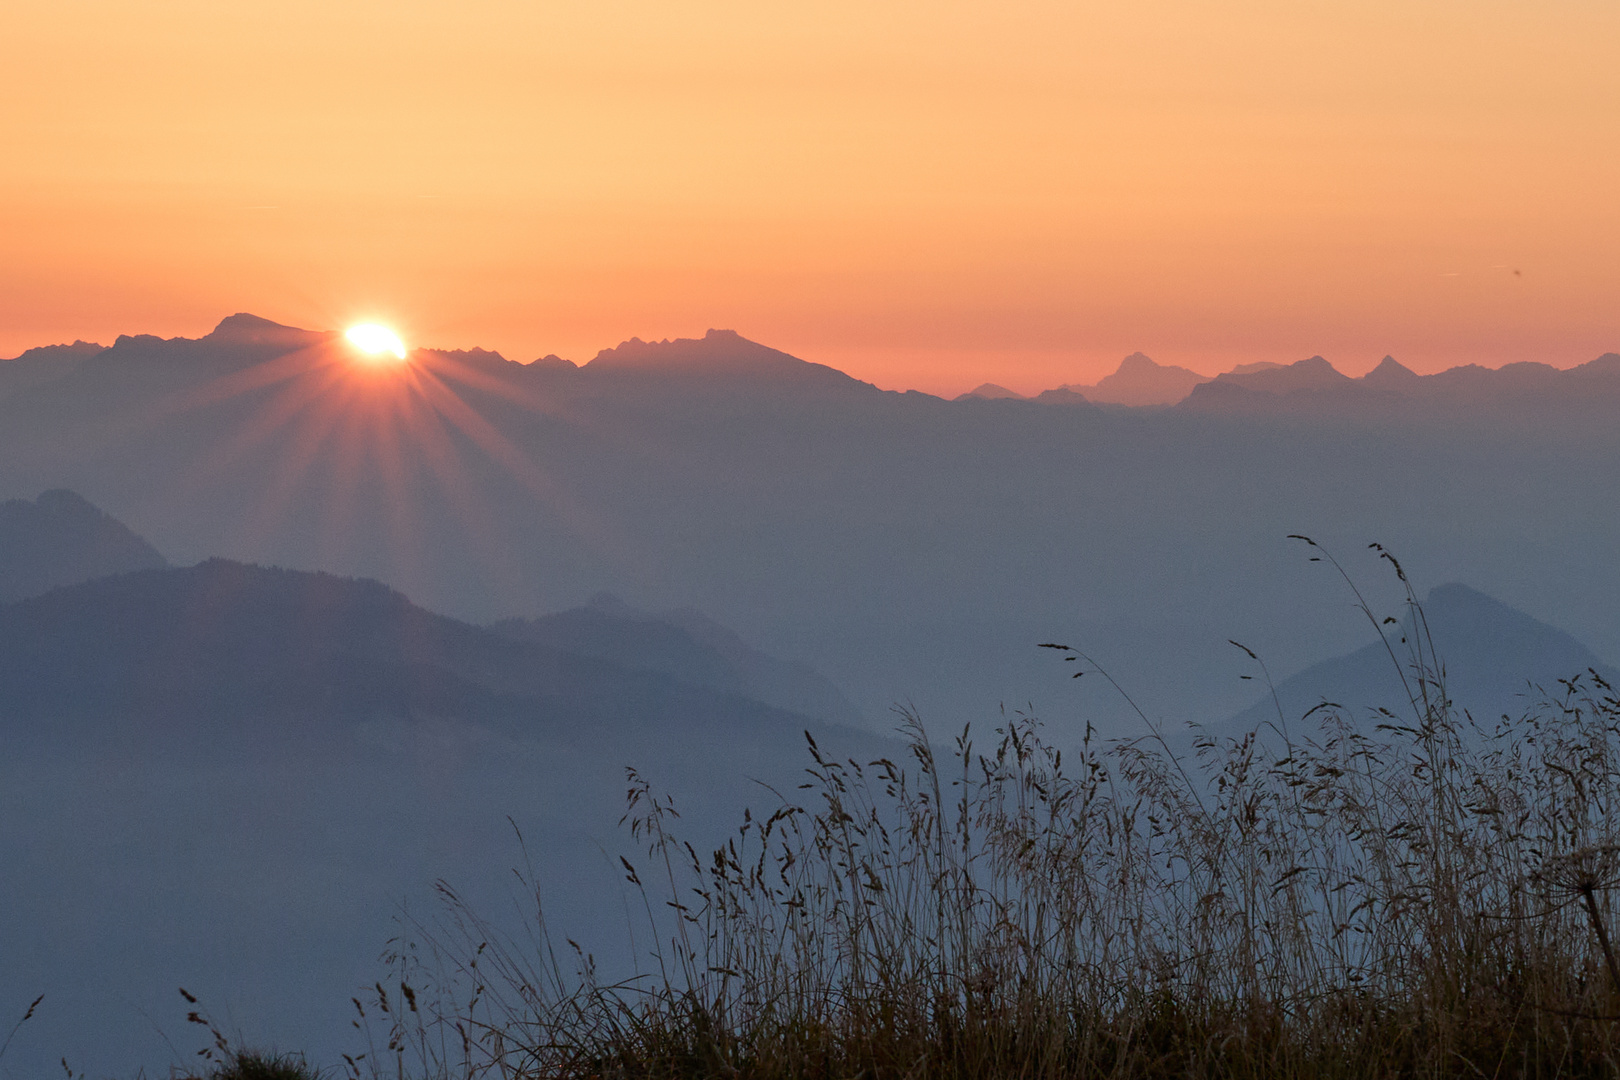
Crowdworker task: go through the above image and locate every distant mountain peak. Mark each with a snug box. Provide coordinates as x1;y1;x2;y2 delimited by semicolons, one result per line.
213;312;294;332
1294;355;1343;375
491;593;867;726
956;383;1025;401
1210;581;1614;747
1419;583;1588;652
1226;361;1285;376
1211;355;1351;392
1363;355;1419;386
0;489;167;603
1058;352;1210;407
529;353;577;370
1031;387;1091;404
583;329;870;390
1569;352;1620;379
206;313;317;340
589;329;772;368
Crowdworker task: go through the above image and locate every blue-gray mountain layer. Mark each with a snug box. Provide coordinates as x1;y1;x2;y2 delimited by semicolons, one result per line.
0;488;167;602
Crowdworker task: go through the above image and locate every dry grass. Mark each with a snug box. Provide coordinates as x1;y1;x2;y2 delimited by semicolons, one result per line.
353;553;1620;1079
172;989;324;1080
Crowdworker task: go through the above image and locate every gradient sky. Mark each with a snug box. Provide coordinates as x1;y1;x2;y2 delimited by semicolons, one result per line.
5;0;1618;395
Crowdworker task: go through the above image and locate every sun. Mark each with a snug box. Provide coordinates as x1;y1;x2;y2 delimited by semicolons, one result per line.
345;323;408;361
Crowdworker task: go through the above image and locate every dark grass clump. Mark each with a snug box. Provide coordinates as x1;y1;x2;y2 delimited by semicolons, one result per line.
184;1050;323;1080
354;552;1620;1079
177;989;323;1080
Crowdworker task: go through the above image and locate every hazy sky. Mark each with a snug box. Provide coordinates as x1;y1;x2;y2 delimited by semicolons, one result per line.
5;0;1617;394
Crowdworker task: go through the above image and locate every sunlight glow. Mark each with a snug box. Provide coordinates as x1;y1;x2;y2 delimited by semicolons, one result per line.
345;323;408;361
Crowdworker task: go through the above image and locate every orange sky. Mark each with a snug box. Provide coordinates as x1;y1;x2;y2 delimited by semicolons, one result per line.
4;0;1618;396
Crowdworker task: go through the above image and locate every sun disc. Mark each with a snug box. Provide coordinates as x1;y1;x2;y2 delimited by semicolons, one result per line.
345;323;408;361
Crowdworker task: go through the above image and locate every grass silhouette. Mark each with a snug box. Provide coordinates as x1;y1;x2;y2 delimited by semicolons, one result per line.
184;1051;323;1080
170;989;323;1080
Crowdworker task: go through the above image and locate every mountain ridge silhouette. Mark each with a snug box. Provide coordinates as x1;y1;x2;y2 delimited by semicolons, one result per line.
11;315;1618;412
0;557;872;750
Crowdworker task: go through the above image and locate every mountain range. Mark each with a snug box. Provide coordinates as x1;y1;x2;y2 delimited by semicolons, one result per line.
1056;352;1213;406
0;558;864;743
3;313;1618;744
22;319;1620;412
2;314;1617;1076
899;348;1620;411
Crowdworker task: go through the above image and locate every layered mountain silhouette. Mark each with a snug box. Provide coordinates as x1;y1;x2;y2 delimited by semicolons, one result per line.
0;488;166;602
581;328;873;393
493;592;866;725
4;312;1620;747
1362;355;1423;389
5;316;1620;1074
1210;354;1352;395
0;492;884;1076
84;312;331;380
1029;350;1620;412
0;339;105;403
1175;351;1620;416
0;487;863;729
0;557;870;746
1210;583;1618;744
